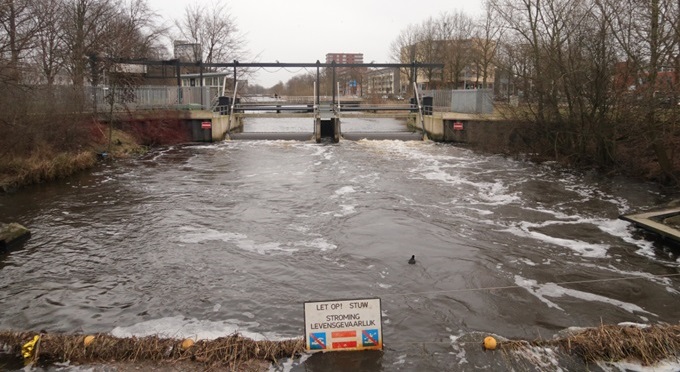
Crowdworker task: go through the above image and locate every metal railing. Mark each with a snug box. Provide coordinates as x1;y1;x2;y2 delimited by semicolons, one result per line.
90;86;222;111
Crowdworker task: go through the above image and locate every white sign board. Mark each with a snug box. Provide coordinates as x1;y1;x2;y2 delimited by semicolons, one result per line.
304;298;382;352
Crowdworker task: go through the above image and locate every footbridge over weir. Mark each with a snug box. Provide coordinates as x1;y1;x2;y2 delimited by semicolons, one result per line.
207;61;444;143
225;95;424;142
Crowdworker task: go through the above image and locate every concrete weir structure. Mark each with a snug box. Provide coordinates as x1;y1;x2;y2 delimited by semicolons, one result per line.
183;110;242;142
410;111;503;143
315;102;340;143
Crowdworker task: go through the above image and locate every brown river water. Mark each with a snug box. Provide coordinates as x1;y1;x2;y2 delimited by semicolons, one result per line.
1;118;679;371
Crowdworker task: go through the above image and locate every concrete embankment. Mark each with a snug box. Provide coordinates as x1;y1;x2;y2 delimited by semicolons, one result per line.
413;112;523;151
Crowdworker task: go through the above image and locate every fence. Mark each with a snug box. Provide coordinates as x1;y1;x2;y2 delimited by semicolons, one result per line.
90;86;223;111
420;89;493;114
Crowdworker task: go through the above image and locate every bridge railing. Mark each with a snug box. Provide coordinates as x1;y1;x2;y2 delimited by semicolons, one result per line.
239;96;337;104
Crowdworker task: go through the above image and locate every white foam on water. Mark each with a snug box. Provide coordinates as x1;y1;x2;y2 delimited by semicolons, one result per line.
511;345;564;371
146;146;177;162
420;167;521;206
519;258;537;266
334;204;356;217
393;354;408;365
562;181;631;215
618;322;651;328
488;199;676;264
598;360;680;372
514;275;656;317
477;181;522;206
268;354;311;372
591;218;674;265
578;263;679;294
292;237;337;251
503;224;610;258
334;186;356;196
450;206;495;216
381;309;390;325
111;315;289;342
448;334;468;365
177;226;336;254
52;362;96;371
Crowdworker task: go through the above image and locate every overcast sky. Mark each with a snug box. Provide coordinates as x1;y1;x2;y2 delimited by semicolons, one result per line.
146;0;484;87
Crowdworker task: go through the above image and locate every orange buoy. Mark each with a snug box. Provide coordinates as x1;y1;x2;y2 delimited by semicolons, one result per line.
483;336;497;350
84;335;95;347
181;338;195;350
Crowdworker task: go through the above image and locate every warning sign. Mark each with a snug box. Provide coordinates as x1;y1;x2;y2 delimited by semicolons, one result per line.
304;298;382;352
453;121;464;130
201;121;212;129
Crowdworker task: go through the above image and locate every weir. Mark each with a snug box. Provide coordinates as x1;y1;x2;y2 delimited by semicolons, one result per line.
95;59;506;143
94;59;444;143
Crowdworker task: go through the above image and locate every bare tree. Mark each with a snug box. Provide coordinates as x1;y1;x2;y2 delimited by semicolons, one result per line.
597;0;678;181
389;23;421;93
474;2;503;89
437;11;474;89
61;0;120;86
285;72;315;96
174;2;245;65
0;0;42;83
30;0;66;85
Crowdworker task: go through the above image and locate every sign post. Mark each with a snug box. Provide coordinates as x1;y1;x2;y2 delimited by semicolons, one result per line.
304;298;382;352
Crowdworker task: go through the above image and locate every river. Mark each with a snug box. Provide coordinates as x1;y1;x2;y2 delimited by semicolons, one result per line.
1;118;678;371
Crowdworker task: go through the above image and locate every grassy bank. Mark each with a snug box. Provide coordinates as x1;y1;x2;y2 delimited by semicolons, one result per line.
0;127;144;193
0;110;194;193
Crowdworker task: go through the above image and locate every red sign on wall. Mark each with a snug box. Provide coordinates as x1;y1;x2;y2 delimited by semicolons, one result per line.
453;121;464;130
201;121;212;129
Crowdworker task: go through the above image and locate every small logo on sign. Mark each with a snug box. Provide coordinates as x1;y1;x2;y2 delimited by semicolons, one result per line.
309;332;326;350
362;329;380;347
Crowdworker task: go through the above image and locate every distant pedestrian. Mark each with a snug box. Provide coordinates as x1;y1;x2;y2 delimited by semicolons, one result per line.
408;255;416;264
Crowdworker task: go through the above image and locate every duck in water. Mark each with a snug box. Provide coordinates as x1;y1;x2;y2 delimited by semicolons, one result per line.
408;255;416;264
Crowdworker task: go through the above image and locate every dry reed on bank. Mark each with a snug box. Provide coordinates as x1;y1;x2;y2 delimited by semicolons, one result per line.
500;323;680;366
0;147;97;191
0;331;305;370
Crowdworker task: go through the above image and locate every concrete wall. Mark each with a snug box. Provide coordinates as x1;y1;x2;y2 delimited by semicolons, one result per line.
423;114;445;141
180;110;241;142
443;119;525;153
415;111;524;152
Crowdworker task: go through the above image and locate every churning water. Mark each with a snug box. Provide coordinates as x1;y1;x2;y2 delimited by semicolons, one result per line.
1;118;678;371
